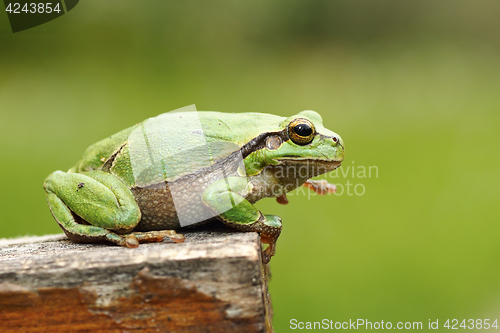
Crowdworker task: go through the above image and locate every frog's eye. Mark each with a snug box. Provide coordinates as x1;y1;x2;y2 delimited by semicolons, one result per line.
288;118;315;145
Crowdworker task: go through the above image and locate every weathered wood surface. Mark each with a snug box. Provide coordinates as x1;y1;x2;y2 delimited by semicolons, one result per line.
0;226;273;333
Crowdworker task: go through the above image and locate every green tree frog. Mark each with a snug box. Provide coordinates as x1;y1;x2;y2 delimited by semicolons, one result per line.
44;109;344;263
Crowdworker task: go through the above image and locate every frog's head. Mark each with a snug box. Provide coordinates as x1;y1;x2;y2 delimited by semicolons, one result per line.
244;110;344;180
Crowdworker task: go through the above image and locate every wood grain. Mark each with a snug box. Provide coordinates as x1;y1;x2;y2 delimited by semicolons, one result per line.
0;226;273;332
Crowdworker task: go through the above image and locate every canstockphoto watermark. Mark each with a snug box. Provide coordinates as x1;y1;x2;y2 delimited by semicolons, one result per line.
326;160;379;196
329;160;379;180
290;319;423;330
290;318;500;330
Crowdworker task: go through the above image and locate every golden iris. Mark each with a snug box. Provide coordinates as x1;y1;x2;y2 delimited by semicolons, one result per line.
288;118;315;145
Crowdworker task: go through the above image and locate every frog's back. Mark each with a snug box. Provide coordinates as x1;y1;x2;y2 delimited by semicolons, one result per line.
70;111;286;185
69;125;135;173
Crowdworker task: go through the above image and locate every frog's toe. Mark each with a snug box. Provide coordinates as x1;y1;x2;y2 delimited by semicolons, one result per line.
125;234;139;248
169;233;185;243
303;179;337;195
276;194;289;205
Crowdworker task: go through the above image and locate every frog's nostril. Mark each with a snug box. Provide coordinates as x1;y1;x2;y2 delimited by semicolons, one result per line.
332;137;338;144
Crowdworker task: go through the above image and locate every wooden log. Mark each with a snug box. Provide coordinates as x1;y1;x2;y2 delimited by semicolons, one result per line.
0;226;273;332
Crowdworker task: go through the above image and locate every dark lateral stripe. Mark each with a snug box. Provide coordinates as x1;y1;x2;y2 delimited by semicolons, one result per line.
161;131;290;186
239;129;289;158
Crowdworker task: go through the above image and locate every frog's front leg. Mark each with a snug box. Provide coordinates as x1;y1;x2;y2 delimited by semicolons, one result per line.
44;170;183;247
202;177;282;263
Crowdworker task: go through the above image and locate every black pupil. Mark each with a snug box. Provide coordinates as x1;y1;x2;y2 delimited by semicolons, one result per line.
294;123;312;137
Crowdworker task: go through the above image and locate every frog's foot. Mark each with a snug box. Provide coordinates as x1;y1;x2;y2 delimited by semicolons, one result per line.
261;240;276;265
129;230;185;246
304;179;336;195
221;213;282;264
107;230;185;248
258;215;282;264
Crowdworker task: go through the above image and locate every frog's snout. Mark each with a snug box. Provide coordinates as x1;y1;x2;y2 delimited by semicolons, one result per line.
330;135;345;161
338;137;345;151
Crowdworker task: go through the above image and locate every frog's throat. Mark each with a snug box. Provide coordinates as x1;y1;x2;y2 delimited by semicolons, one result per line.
276;159;342;178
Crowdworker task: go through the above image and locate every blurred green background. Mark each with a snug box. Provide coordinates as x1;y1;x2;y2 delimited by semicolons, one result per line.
1;1;500;331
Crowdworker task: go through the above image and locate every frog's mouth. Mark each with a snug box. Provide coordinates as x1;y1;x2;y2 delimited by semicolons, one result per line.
279;157;342;166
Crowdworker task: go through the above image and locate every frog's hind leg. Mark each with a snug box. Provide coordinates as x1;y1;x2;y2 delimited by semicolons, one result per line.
44;170;167;248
